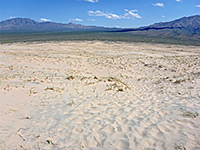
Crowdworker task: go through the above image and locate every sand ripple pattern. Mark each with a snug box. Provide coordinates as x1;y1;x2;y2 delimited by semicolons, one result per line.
0;41;200;150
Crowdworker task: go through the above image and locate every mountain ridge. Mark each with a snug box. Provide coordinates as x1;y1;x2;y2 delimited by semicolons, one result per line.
112;15;200;32
0;15;200;41
0;18;108;31
1;15;200;32
111;15;200;40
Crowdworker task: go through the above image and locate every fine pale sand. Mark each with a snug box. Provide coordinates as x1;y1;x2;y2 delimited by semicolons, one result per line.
0;41;200;150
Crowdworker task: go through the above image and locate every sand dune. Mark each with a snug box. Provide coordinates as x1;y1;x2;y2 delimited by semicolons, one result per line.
0;41;199;150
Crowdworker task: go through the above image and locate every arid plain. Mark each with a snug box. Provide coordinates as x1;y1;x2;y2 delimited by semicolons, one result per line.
0;41;199;150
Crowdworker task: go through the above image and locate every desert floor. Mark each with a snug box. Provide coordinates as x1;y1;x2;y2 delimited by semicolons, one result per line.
0;41;200;150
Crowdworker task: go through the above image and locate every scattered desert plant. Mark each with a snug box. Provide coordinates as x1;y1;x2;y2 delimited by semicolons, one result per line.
44;87;64;93
173;79;186;84
46;140;54;145
155;80;161;84
105;77;130;92
68;100;74;106
182;111;199;118
29;87;37;95
24;116;30;119
45;87;54;91
66;75;74;80
174;144;186;150
181;107;199;118
191;72;200;76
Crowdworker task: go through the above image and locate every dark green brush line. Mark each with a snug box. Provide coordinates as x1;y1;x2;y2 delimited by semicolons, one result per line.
0;32;200;46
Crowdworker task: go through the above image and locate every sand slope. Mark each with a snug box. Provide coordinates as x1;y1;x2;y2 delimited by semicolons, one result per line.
0;41;200;150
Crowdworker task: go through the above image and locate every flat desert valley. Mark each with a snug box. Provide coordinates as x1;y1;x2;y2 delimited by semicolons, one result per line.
0;41;200;150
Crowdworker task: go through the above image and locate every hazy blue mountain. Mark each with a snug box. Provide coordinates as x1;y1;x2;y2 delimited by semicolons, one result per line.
112;15;200;40
0;18;108;32
0;15;200;41
149;15;200;32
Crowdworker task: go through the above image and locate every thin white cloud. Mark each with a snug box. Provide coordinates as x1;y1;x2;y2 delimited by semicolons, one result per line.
85;0;99;3
88;19;96;21
153;3;164;7
176;0;181;2
40;18;51;22
88;10;122;19
162;15;165;18
88;9;142;20
71;18;83;22
196;5;200;7
9;16;16;19
124;9;142;19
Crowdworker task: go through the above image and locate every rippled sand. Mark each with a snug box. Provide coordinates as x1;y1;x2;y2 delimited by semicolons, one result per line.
0;41;200;150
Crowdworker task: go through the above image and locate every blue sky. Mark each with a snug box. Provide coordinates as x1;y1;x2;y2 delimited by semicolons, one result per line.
0;0;200;28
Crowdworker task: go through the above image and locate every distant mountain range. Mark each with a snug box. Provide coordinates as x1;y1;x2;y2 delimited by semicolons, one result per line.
0;18;110;32
0;15;200;41
113;15;200;40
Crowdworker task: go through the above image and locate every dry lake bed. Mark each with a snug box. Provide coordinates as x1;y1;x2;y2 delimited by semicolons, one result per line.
0;41;200;150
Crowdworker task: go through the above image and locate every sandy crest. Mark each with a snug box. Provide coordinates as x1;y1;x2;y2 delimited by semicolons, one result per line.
0;41;200;150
